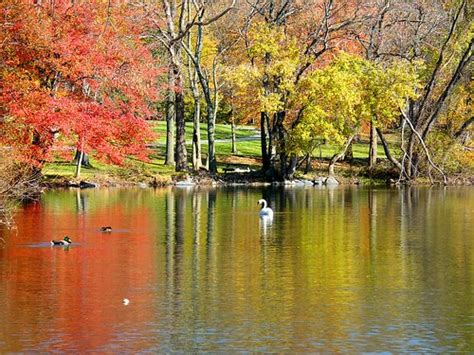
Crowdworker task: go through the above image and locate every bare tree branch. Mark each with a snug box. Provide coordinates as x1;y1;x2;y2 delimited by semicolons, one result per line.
400;108;447;184
417;0;466;120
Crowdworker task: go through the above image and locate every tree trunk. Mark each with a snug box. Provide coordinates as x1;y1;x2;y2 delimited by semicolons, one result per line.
304;155;312;174
405;129;419;179
276;111;287;179
174;69;187;172
285;156;298;180
454;116;473;144
182;21;217;173
165;67;175;166
207;108;217;173
231;110;237;154
74;150;90;167
192;98;202;171
401;109;448;184
376;128;403;172
345;140;353;162
328;135;356;176
260;112;270;171
75;150;84;178
369;121;378;168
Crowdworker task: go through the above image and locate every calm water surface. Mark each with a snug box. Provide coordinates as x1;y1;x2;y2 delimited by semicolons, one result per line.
0;186;473;352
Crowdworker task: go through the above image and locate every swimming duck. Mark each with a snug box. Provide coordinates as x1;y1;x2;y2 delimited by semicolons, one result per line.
51;236;72;246
257;199;274;218
101;226;112;232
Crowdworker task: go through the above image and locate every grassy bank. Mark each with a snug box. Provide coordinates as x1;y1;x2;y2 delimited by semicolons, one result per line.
42;121;399;186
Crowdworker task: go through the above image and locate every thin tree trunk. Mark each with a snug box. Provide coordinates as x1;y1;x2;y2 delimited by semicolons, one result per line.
401;110;447;184
187;15;201;172
165;67;175;166
328;135;356;176
286;156;298;180
422;37;473;139
345;140;353;162
231;111;237;154
162;0;187;172
369;121;378;168
181;21;217;173
174;69;187;171
207;109;217;173
75;149;84;178
304;155;312;174
405;123;418;179
261;112;270;171
276;111;287;179
454;116;473;144
74;150;90;167
192;99;202;170
376;128;403;172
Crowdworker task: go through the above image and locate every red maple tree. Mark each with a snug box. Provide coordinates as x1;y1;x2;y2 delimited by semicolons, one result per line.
0;0;162;168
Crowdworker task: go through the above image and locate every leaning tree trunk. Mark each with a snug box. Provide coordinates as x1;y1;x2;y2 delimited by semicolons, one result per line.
369;120;378;169
454;117;473;144
186;22;202;172
376;128;403;172
328;135;356;177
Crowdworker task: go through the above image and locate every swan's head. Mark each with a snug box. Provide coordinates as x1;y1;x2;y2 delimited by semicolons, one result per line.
257;199;266;207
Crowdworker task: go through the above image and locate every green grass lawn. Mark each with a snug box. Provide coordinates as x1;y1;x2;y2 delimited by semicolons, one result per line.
43;121;401;180
151;121;258;144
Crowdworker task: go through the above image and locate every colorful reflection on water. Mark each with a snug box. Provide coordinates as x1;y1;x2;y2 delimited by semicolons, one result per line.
0;186;473;352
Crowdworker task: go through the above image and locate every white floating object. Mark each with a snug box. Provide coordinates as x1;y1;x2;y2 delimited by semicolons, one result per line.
123;298;130;305
258;199;274;219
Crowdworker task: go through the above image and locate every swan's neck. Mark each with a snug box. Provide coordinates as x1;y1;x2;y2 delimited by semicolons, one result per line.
261;200;267;209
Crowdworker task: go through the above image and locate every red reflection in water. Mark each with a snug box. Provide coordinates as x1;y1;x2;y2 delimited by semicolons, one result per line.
0;190;162;352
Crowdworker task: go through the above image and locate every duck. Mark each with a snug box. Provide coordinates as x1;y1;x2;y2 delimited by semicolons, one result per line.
51;236;72;246
100;226;112;232
257;199;274;218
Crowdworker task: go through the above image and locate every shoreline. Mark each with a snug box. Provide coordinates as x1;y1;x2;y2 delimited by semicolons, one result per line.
41;171;473;190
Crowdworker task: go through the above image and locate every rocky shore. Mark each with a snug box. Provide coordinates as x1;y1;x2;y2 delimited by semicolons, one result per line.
41;170;473;190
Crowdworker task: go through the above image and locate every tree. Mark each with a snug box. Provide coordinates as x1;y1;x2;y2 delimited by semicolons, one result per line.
287;53;418;176
138;0;194;172
229;0;371;180
353;0;473;182
401;0;472;182
0;1;159;174
181;0;236;173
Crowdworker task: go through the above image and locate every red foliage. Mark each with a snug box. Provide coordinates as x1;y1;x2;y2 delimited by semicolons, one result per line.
0;1;162;166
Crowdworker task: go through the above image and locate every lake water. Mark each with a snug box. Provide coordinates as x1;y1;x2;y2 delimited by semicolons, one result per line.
0;186;473;352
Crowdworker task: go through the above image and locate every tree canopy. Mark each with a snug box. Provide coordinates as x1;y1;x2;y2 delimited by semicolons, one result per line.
1;0;472;182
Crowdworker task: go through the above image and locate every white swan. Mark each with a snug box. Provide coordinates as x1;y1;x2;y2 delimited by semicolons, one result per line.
258;199;273;218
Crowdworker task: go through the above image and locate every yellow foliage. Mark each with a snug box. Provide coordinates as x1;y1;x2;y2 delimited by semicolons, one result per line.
288;53;420;155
